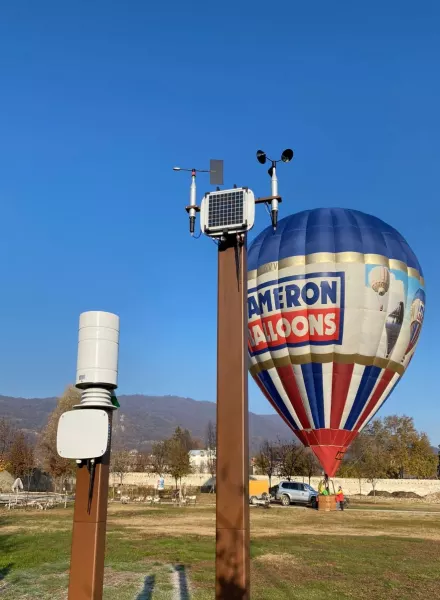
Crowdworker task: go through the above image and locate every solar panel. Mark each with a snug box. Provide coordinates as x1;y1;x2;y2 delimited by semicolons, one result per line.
207;190;245;230
199;187;255;238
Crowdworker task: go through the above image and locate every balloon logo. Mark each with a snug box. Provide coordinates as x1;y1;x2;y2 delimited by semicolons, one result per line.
385;301;404;359
402;288;425;362
248;208;425;477
369;266;390;311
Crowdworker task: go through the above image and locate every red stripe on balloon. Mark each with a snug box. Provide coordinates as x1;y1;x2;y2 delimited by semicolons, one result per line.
294;429;363;475
294;430;308;446
354;369;395;431
298;428;360;476
310;443;351;477
277;365;311;429
330;362;354;429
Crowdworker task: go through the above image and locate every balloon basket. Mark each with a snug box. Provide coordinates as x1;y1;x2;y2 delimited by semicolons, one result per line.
317;495;337;512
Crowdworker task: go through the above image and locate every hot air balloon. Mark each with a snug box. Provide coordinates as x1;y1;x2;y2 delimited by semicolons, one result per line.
248;208;425;477
369;266;390;311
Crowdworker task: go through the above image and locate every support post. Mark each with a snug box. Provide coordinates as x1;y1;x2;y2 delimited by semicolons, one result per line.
68;415;112;600
216;235;250;600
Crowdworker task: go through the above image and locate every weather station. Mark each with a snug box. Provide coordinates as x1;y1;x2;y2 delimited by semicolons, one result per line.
56;311;120;600
175;149;294;600
177;147;427;595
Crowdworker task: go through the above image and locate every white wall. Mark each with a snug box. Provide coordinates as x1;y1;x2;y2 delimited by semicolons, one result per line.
268;475;440;496
109;472;440;496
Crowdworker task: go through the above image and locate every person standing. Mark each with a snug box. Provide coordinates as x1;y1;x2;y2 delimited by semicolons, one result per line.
336;486;344;511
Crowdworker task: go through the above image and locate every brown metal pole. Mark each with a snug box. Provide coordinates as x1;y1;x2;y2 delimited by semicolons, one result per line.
68;413;112;600
216;235;250;600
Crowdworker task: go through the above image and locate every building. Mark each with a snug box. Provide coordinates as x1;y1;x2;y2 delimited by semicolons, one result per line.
189;449;216;474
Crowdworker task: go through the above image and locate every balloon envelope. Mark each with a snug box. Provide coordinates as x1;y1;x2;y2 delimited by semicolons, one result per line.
247;208;425;476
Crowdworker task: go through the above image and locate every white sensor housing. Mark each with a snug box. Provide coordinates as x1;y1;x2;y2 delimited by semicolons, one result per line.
200;187;255;238
76;311;119;389
57;409;110;459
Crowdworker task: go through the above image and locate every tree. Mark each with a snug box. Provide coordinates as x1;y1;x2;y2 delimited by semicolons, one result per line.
39;386;81;491
377;415;436;479
297;448;320;485
196;461;207;475
110;449;132;486
186;436;204;450
254;440;279;488
0;417;16;472
278;439;303;481
166;428;192;490
150;441;168;477
205;421;217;480
173;427;195;453
338;416;436;490
384;415;418;478
8;432;35;490
409;433;437;478
358;423;389;499
132;452;151;473
338;434;370;495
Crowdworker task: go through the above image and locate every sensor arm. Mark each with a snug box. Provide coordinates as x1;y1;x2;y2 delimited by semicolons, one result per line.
254;195;282;204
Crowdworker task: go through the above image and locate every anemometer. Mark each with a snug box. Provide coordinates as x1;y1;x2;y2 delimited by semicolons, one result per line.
174;148;294;238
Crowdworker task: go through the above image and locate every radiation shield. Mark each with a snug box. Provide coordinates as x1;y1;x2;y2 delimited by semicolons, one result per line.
57;409;110;460
76;311;120;390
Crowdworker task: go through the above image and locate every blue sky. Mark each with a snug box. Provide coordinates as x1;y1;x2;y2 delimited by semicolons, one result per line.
0;1;439;443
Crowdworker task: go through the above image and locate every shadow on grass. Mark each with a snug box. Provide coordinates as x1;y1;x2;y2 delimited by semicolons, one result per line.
135;566;191;599
0;563;13;581
174;564;191;599
135;574;155;599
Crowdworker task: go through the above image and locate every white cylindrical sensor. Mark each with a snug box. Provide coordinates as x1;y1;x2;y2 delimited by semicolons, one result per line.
76;311;119;389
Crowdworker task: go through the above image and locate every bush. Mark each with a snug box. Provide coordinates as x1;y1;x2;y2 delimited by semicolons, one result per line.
367;490;392;497
391;491;421;499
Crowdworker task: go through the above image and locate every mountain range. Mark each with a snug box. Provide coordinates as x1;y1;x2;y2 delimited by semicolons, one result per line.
0;393;292;453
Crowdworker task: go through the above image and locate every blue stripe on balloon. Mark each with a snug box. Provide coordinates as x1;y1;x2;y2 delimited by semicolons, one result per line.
248;208;422;274
257;371;299;430
300;363;325;429
344;366;382;430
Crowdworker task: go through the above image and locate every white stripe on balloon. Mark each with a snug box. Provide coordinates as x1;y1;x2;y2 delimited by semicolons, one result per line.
268;367;304;431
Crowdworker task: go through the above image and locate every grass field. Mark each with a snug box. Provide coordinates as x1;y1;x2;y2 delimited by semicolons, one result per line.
1;501;440;599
